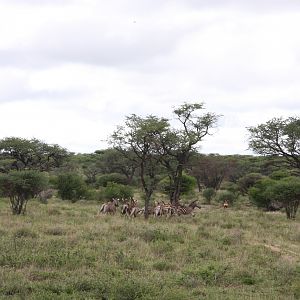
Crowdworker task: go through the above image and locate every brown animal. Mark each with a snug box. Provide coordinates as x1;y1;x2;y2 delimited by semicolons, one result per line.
223;200;229;209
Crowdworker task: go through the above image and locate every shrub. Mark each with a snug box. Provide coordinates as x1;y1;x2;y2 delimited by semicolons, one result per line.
248;177;275;209
202;188;215;204
56;173;88;202
221;181;240;197
269;170;291;180
237;173;264;195
216;190;236;205
265;176;300;219
103;182;133;199
159;174;197;196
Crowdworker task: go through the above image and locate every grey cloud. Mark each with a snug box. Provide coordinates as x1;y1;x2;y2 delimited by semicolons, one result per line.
0;20;183;69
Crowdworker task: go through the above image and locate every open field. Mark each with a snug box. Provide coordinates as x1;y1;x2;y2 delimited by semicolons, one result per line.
0;198;299;299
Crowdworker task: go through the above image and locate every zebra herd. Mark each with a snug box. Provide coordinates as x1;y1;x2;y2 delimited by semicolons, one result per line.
98;198;202;217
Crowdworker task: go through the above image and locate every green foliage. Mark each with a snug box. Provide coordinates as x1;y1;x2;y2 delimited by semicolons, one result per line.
0;170;48;214
250;176;300;218
221;181;240;196
103;182;133;200
248;177;276;209
84;188;103;201
269;169;291;180
248;117;300;170
202;188;216;204
237;173;264;194
0;137;70;171
96;173;128;187
159;174;197;196
265;176;300;219
56;173;88;201
216;190;237;204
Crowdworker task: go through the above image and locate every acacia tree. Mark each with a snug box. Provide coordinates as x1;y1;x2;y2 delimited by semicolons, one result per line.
248;117;300;171
158;103;219;205
0;170;48;214
0;137;70;172
110;114;169;218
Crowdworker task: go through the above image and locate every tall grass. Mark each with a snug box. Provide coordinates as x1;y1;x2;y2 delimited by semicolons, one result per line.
0;198;299;299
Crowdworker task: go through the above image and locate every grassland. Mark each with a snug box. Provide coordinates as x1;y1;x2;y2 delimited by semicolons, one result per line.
0;197;299;299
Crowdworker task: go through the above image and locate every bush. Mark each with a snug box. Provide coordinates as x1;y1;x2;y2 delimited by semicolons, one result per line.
56;173;88;202
202;188;215;204
269;170;291;180
85;189;103;201
103;182;133;200
96;173;128;187
237;173;264;195
221;182;240;195
159;174;197;196
216;190;236;205
265;176;300;219
248;177;275;209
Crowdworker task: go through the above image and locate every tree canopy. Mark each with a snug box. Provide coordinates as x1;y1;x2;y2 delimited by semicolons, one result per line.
248;117;300;171
0;137;70;172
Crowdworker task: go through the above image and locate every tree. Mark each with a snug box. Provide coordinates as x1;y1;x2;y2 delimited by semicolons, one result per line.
158;103;219;205
189;154;232;191
248;177;276;210
0;137;70;172
265;177;300;219
0;170;48;214
250;176;300;219
110;114;169;218
248;117;300;171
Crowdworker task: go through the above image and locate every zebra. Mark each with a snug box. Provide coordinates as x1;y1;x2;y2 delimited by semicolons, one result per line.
175;200;201;216
154;201;177;217
121;198;140;217
98;198;119;215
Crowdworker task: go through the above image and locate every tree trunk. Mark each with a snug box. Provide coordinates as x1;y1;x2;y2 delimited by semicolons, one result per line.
171;164;183;206
144;193;151;219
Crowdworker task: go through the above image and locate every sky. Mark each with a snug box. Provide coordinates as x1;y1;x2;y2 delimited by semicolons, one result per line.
0;0;300;155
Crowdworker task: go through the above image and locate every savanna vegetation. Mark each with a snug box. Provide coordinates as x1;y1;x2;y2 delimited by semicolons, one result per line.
0;103;299;299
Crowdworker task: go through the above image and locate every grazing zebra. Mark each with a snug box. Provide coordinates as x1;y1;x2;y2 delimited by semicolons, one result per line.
99;198;119;215
176;200;201;216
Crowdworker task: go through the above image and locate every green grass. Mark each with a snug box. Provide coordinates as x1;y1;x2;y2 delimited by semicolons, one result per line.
0;198;299;299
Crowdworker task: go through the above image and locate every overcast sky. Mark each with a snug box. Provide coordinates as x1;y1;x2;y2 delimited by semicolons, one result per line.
0;0;299;154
